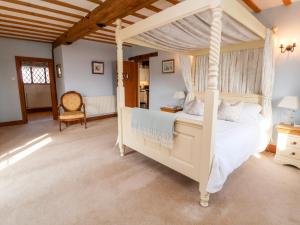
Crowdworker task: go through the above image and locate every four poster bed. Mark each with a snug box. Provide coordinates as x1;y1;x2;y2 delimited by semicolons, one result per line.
114;0;275;207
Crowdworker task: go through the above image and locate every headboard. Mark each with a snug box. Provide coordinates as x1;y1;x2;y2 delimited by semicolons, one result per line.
194;92;264;105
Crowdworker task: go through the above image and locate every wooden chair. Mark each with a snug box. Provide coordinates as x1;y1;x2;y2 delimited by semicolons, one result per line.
58;91;87;131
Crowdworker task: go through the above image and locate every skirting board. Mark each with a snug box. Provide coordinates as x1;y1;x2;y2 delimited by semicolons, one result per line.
0;114;117;128
0;120;25;127
87;113;117;122
66;113;117;125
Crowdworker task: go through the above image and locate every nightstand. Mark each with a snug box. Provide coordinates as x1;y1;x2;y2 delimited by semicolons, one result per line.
275;124;300;169
160;106;183;113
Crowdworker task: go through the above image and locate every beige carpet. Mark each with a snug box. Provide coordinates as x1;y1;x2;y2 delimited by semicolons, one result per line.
0;118;299;225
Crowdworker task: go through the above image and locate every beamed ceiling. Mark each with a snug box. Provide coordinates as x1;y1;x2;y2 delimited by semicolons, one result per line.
0;0;182;45
0;0;296;46
239;0;298;13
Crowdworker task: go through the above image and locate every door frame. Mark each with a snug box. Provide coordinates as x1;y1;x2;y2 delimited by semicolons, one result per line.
129;52;157;109
15;56;58;123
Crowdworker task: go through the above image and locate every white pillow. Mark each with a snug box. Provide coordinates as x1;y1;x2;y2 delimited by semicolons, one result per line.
183;98;204;116
218;101;244;122
240;103;262;123
242;103;262;114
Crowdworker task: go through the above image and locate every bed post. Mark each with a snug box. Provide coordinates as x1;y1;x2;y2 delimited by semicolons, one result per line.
199;5;223;207
116;19;125;156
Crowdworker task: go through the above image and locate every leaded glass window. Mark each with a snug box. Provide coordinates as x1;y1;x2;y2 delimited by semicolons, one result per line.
21;62;50;84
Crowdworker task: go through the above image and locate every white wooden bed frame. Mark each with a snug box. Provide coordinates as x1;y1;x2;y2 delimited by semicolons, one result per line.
114;0;268;207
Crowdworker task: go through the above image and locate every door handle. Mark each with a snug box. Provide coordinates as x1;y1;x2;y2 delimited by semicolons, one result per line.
123;73;129;80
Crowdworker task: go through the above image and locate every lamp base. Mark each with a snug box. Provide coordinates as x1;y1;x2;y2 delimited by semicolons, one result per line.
285;109;295;126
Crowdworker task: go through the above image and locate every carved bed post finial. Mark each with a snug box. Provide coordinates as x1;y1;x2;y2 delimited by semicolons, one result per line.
116;18;125;156
199;6;223;207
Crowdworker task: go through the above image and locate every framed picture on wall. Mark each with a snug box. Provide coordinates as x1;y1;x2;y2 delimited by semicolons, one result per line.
92;61;104;74
56;64;62;78
162;59;175;73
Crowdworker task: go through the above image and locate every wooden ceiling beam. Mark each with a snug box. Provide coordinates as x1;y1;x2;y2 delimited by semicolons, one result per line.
0;13;69;30
83;37;132;47
128;52;158;61
88;32;114;39
86;35;115;42
282;0;292;6
0;35;52;43
1;0;83;19
242;0;261;13
97;27;115;34
0;31;54;41
0;23;61;35
121;19;134;25
0;5;76;24
42;0;90;13
87;0;102;4
91;32;115;39
82;38;115;45
145;5;161;13
54;0;157;47
131;12;147;19
0;27;57;38
165;0;180;4
0;17;64;33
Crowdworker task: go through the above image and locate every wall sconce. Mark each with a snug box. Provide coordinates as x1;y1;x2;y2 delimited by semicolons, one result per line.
280;43;296;53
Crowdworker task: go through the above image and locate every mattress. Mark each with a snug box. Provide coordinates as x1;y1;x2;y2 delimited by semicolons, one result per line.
176;111;268;193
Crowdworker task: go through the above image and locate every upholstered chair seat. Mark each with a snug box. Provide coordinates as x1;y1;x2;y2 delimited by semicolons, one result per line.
58;91;87;131
59;111;85;120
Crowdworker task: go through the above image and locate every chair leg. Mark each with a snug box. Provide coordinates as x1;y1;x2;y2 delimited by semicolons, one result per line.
81;119;83;125
59;120;62;132
84;117;87;129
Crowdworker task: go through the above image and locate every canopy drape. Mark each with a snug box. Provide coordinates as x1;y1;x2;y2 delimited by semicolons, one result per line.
194;48;264;94
261;29;275;140
179;55;194;102
135;10;259;52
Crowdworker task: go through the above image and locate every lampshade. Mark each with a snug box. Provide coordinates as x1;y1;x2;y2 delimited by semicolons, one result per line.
173;91;185;99
278;96;299;111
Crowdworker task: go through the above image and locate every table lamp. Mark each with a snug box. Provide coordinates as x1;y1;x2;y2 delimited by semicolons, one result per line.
278;96;299;125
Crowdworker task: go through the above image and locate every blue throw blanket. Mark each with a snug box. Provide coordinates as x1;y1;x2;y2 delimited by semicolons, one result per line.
131;108;177;148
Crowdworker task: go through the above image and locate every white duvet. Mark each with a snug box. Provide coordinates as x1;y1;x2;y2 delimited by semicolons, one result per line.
176;111;268;193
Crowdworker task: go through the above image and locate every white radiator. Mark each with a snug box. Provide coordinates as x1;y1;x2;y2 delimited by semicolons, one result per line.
83;96;116;117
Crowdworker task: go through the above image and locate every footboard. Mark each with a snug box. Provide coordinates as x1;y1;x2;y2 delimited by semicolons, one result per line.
121;107;203;182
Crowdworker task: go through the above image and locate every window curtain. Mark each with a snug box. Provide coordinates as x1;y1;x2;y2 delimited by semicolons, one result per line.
194;48;263;94
179;55;194;102
261;29;275;140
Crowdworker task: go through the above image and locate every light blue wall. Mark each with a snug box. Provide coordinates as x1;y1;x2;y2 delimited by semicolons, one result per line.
149;51;186;110
255;3;300;140
55;40;117;98
0;37;52;122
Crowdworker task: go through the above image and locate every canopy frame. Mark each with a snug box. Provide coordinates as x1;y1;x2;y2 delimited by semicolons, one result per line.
115;0;267;207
